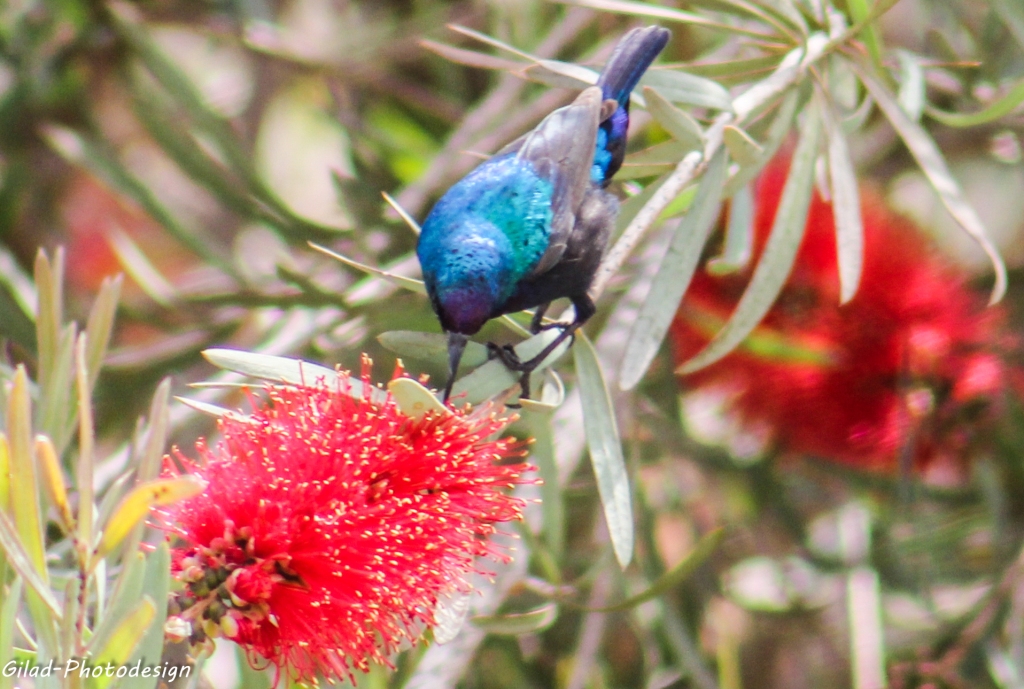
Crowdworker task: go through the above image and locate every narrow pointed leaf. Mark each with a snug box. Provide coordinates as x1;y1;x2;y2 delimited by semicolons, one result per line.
591;528;724;612
202;349;388;403
76;335;96;547
926;78;1024;128
449;328;570;404
377;331;490;370
620;148;729;391
381;192;422;236
472;604;558;635
707;184;754;275
0;577;23;689
132;543;171;689
641;70;733;111
84;275;122;391
96;477;205;560
34;251;61;396
88;598;157;689
309;243;426;296
419;39;524;72
679;101;822;374
723;89;800;198
722;125;763;165
642;87;704;151
857;65;1007;303
35;437;74;533
556;0;773;37
523;60;598;91
574;333;633;568
896;51;925;122
0;510;60;617
88;552;145;657
820;92;863;304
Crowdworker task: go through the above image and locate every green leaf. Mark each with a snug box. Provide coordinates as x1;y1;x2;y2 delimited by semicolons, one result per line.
88;598;157;689
642;87;704;152
556;0;774;38
0;577;23;689
449;329;570;404
820;91;863;304
387;378;449;420
590;528;724;612
926;78;1024;128
201;349;388;403
574;333;633;568
88;552;145;658
0;508;61;619
96;478;205;561
857;65;1007;304
522;60;598;91
420;39;525;72
308;243;427;297
619;148;728;391
640;70;733;111
896;50;925;122
130;543;171;689
846;0;883;68
76;335;97;549
5;368;59;652
377;331;489;370
678;99;821;374
722;88;801;198
995;0;1024;49
33;250;62;400
84;275;122;391
472;604;558;635
707;184;754;275
0;282;36;354
722;125;763;166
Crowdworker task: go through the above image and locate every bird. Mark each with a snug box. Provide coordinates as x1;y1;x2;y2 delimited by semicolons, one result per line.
417;26;671;402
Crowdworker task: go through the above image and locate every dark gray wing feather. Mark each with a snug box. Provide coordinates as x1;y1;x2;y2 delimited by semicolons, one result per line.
515;86;603;276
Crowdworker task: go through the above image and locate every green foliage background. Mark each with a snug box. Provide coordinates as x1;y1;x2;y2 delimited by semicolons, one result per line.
1;0;1024;687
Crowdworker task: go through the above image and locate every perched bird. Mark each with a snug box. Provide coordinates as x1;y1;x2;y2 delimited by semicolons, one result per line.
417;25;671;401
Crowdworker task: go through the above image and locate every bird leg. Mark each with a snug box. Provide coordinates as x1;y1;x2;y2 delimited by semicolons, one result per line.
490;295;597;400
443;332;469;403
529;303;551;334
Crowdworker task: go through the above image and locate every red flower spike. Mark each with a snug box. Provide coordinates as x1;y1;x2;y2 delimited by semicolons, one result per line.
157;366;531;684
670;156;1019;475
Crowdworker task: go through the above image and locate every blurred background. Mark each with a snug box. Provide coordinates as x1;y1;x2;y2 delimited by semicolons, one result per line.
2;0;1024;687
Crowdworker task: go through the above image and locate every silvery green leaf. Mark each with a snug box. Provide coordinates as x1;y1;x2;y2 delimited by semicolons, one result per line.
722;125;763;166
857;65;1007;303
707;183;754;275
472;604;558;635
641;70;733;111
679;99;822;374
619;148;728;391
896;50;925;122
574;333;633;568
642;87;704;151
202;349;388;404
377;331;489;370
450;329;570;404
820;91;864;304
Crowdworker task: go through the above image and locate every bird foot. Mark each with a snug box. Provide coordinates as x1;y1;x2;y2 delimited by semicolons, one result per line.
486;342;527;371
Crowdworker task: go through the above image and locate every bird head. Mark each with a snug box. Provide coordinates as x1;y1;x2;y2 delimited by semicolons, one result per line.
420;221;512;335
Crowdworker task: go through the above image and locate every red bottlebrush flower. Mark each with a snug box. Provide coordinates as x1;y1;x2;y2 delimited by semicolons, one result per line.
670;156;1019;475
158;362;530;683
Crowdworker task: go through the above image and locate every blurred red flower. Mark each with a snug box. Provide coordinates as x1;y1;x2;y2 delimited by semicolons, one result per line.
159;363;530;683
670;156;1020;476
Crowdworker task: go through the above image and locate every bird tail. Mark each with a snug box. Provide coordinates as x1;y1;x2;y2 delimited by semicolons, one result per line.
591;26;670;184
596;26;670;107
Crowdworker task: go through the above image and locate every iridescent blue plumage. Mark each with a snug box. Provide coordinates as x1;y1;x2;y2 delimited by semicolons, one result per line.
417;26;671;401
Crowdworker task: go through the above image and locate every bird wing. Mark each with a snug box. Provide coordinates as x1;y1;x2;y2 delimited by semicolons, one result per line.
515;86;603;277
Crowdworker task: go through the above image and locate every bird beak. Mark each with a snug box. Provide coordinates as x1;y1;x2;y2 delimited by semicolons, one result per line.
444;332;469;403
